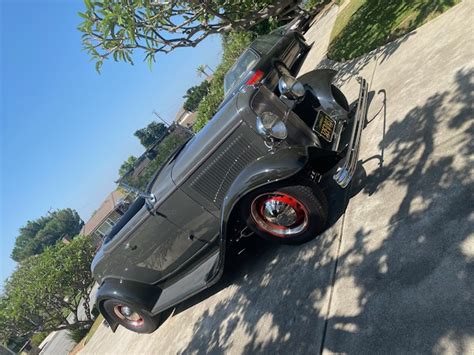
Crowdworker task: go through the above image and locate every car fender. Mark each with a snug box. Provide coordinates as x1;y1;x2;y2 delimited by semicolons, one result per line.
95;278;161;331
298;69;349;119
219;145;342;241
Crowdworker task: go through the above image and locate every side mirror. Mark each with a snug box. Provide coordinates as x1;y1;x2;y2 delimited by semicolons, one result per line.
119;182;156;212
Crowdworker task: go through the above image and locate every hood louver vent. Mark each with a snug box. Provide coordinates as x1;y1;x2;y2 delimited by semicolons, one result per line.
189;133;261;205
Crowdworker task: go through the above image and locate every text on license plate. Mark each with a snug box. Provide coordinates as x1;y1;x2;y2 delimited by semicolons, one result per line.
313;111;336;142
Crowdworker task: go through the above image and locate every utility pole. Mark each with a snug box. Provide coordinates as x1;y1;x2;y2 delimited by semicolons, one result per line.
205;64;214;74
152;111;170;127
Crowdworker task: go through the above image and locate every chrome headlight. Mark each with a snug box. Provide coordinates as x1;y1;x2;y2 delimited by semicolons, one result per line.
256;112;288;140
278;75;305;100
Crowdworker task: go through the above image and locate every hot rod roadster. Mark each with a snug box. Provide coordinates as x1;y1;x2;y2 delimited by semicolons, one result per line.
91;68;369;333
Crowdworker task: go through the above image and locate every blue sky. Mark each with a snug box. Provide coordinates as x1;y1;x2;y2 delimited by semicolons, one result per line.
0;0;222;286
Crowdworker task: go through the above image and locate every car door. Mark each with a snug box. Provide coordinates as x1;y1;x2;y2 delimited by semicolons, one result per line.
103;190;218;285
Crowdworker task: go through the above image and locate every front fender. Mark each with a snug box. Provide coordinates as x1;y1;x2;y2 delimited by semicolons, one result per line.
219;145;341;241
298;69;349;119
95;278;161;331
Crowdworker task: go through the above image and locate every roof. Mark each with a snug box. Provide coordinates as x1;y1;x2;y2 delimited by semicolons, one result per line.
81;190;125;236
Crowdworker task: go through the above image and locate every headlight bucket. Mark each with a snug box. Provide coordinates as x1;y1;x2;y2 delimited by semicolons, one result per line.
278;75;305;100
256;112;288;140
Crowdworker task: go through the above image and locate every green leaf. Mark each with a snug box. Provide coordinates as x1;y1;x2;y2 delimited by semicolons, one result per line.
84;0;93;10
95;60;103;73
77;11;89;20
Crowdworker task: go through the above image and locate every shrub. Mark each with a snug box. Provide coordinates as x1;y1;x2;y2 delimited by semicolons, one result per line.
30;332;48;347
68;326;90;343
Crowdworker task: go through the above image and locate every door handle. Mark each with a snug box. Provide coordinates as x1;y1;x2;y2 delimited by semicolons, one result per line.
125;243;137;251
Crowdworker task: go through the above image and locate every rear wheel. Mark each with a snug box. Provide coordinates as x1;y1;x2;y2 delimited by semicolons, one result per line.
241;181;328;245
103;299;160;334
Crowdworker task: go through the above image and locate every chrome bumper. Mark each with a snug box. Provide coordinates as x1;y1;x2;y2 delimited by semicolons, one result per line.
333;77;369;188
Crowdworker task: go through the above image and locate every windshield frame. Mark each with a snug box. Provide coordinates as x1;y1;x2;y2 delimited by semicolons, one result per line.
224;48;260;96
145;135;193;192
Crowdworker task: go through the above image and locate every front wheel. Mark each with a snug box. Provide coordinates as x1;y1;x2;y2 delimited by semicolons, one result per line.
241;181;328;245
102;299;160;333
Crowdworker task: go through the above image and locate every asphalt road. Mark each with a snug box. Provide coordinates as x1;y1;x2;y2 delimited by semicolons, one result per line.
81;1;474;354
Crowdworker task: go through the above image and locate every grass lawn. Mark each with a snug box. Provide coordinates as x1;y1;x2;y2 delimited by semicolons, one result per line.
327;0;460;61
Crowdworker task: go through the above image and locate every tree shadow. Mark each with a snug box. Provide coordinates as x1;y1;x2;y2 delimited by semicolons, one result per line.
172;67;472;354
315;31;415;90
323;66;474;353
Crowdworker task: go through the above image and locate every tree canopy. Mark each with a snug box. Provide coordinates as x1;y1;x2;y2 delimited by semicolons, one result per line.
0;237;96;342
78;0;298;71
119;155;138;178
134;121;167;149
183;80;211;112
11;209;84;262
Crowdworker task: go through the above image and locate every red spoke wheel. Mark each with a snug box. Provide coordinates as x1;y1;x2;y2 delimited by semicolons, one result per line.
103;299;160;333
242;182;328;245
251;192;309;237
112;304;144;328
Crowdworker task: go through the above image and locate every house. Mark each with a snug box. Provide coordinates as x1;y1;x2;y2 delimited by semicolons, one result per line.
175;107;197;128
80;190;132;242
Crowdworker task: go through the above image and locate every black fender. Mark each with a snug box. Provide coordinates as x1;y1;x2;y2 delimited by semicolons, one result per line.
219;145;342;241
298;69;349;120
95;278;161;332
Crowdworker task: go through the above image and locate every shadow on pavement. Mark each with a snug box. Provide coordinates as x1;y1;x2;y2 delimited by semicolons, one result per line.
173;67;473;354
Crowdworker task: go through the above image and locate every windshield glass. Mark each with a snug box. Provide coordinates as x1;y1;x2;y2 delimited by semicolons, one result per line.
120;126;193;192
224;49;259;95
251;34;281;54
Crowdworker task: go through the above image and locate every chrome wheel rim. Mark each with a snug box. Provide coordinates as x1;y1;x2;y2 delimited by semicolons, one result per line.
250;192;309;237
113;305;144;328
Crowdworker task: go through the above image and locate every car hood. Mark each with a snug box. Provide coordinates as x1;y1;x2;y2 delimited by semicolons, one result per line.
171;94;244;185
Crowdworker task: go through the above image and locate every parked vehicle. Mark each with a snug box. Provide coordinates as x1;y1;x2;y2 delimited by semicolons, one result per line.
222;30;310;106
274;7;315;34
92;68;369;334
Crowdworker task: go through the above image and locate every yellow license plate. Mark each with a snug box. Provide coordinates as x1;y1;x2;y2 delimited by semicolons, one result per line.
313;111;336;142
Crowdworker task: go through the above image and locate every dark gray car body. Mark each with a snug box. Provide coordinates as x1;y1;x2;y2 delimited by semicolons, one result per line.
92;68;366;331
221;30;309;108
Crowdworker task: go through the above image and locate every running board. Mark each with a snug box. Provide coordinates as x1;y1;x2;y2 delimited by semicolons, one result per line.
333;77;369;188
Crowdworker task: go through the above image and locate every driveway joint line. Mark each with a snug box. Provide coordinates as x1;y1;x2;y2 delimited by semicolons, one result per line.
319;188;350;355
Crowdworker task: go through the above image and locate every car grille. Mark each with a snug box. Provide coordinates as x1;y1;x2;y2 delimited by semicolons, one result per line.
189;132;262;206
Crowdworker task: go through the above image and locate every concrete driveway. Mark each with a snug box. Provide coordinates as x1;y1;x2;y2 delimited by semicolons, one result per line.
81;1;473;354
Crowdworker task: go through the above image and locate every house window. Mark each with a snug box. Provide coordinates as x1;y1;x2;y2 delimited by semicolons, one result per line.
105;217;116;227
97;222;113;238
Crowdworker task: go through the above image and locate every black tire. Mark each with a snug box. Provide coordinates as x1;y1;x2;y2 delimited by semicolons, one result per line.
240;181;328;245
331;85;350;112
103;299;160;334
